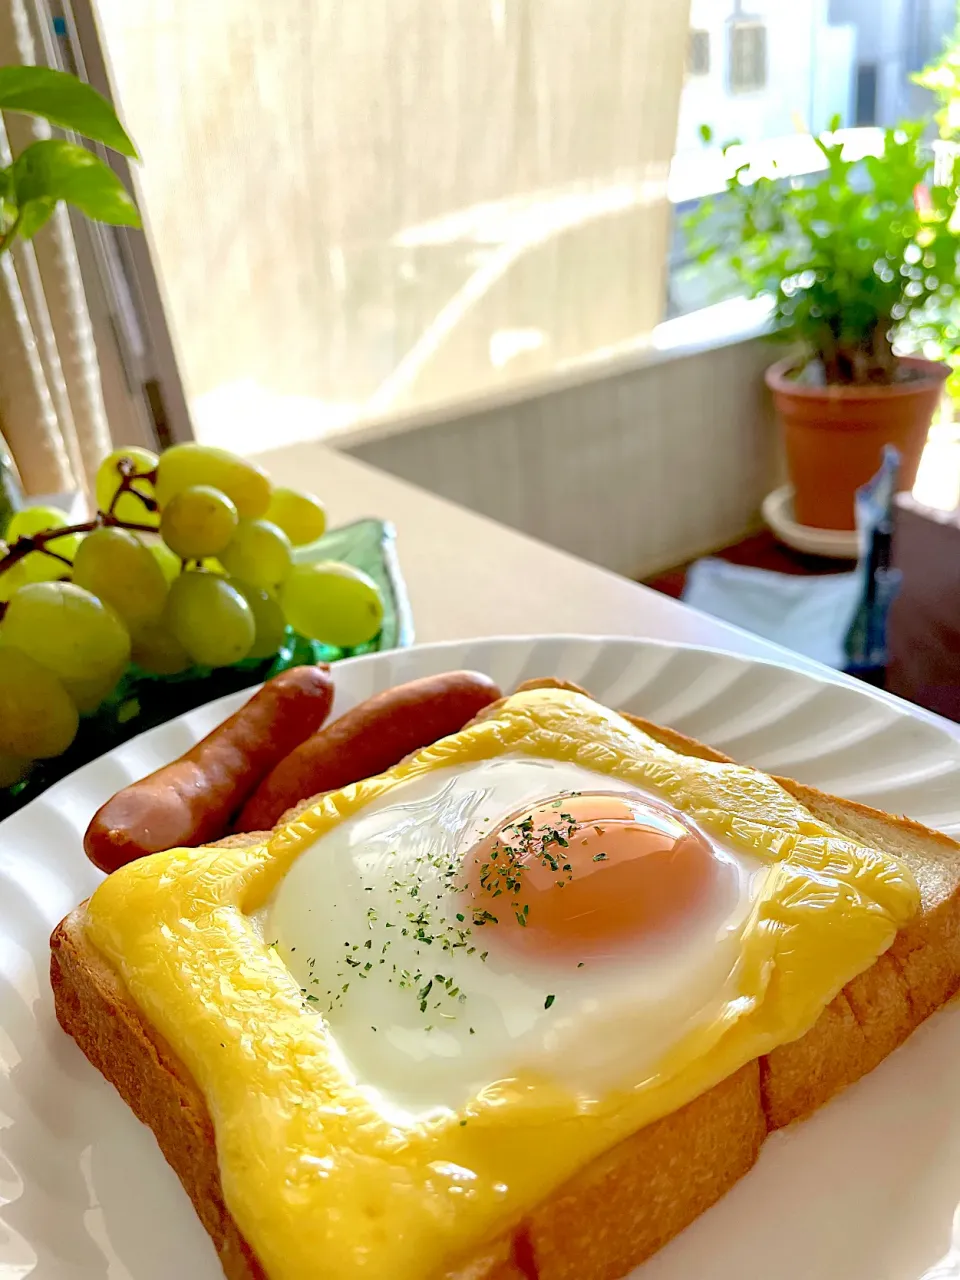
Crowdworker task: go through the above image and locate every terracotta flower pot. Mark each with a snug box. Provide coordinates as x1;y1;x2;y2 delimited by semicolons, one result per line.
765;355;949;532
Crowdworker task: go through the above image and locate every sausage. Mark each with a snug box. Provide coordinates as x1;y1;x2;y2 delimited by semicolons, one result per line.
236;670;501;832
84;665;334;873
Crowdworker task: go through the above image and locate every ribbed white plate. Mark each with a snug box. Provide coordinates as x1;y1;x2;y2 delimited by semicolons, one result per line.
3;635;960;1280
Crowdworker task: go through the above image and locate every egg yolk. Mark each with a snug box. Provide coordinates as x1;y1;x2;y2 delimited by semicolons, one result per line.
464;793;735;959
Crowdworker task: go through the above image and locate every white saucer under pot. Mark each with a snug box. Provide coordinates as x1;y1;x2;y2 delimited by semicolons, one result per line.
762;484;860;559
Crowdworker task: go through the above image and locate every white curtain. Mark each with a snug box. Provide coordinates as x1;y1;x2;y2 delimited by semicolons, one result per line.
95;0;692;454
0;0;111;496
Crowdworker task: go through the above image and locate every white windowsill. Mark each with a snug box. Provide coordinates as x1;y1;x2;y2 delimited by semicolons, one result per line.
193;296;775;456
329;295;775;450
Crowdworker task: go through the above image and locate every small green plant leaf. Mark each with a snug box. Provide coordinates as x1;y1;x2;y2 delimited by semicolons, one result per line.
698;123;713;145
12;139;139;228
16;196;55;239
0;67;136;157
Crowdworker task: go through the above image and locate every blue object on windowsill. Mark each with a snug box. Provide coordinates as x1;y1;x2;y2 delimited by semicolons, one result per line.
682;447;902;674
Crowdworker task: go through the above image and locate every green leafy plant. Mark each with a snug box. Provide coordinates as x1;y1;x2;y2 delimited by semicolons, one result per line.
686;118;960;385
0;64;139;255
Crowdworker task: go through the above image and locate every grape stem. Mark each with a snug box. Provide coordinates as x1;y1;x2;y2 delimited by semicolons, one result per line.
108;457;159;518
0;462;161;621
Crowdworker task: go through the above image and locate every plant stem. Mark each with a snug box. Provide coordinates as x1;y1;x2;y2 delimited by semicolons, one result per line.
0;212;23;258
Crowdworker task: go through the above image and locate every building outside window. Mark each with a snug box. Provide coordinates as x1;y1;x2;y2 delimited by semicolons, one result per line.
728;19;768;93
688;29;711;77
855;62;879;125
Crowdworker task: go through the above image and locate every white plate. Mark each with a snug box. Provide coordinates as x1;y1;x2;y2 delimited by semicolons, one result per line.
3;634;960;1280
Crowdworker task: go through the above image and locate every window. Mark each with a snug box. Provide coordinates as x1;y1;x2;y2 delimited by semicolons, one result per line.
668;2;956;322
83;0;960;432
90;0;691;453
855;63;878;126
729;20;767;94
688;30;711;77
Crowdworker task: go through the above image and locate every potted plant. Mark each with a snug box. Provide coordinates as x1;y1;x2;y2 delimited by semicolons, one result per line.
688;119;959;531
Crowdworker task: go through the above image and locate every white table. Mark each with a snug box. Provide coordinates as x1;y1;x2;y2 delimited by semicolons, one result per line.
253;442;958;736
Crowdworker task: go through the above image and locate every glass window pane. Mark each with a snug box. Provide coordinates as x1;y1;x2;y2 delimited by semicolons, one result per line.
667;0;958;321
94;0;689;450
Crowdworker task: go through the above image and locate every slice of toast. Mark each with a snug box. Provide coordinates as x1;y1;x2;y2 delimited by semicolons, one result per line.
50;691;960;1280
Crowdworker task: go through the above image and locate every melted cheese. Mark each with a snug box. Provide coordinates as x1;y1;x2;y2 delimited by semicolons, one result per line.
84;688;919;1279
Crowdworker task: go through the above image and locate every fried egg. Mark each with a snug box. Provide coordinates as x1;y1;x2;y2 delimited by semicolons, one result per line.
267;730;767;1116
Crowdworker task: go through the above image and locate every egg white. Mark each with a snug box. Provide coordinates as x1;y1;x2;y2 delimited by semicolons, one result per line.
262;755;765;1118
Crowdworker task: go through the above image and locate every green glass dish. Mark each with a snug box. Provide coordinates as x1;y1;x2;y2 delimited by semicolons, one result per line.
0;518;412;820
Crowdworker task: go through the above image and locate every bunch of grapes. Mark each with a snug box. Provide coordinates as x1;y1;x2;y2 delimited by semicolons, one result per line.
0;443;384;786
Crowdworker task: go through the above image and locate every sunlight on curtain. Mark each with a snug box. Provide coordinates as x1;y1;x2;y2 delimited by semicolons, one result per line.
94;0;691;452
0;0;111;494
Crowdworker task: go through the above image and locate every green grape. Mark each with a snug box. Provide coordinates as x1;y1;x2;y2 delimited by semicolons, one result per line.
155;443;271;519
148;538;182;584
160;484;238;559
95;447;160;528
218;518;292;591
131;622;192;675
72;527;169;636
265;487;327;546
0;752;30;788
230;579;287;659
1;581;131;682
16;546;77;585
22;543;77;577
0;645;79;758
280;562;384;648
62;663;126;714
164;571;255;667
0;559;26;602
6;505;68;539
4;504;81;584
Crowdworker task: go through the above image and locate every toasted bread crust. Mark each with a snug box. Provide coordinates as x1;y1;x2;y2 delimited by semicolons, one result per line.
51;689;960;1280
50;908;268;1280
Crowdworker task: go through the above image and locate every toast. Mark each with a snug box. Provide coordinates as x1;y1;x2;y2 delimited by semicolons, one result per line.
50;689;960;1280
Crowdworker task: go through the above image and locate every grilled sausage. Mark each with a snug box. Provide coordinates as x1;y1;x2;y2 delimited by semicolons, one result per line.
236;670;501;831
84;665;334;872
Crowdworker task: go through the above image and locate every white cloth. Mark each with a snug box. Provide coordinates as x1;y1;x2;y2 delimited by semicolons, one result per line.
683;558;861;670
